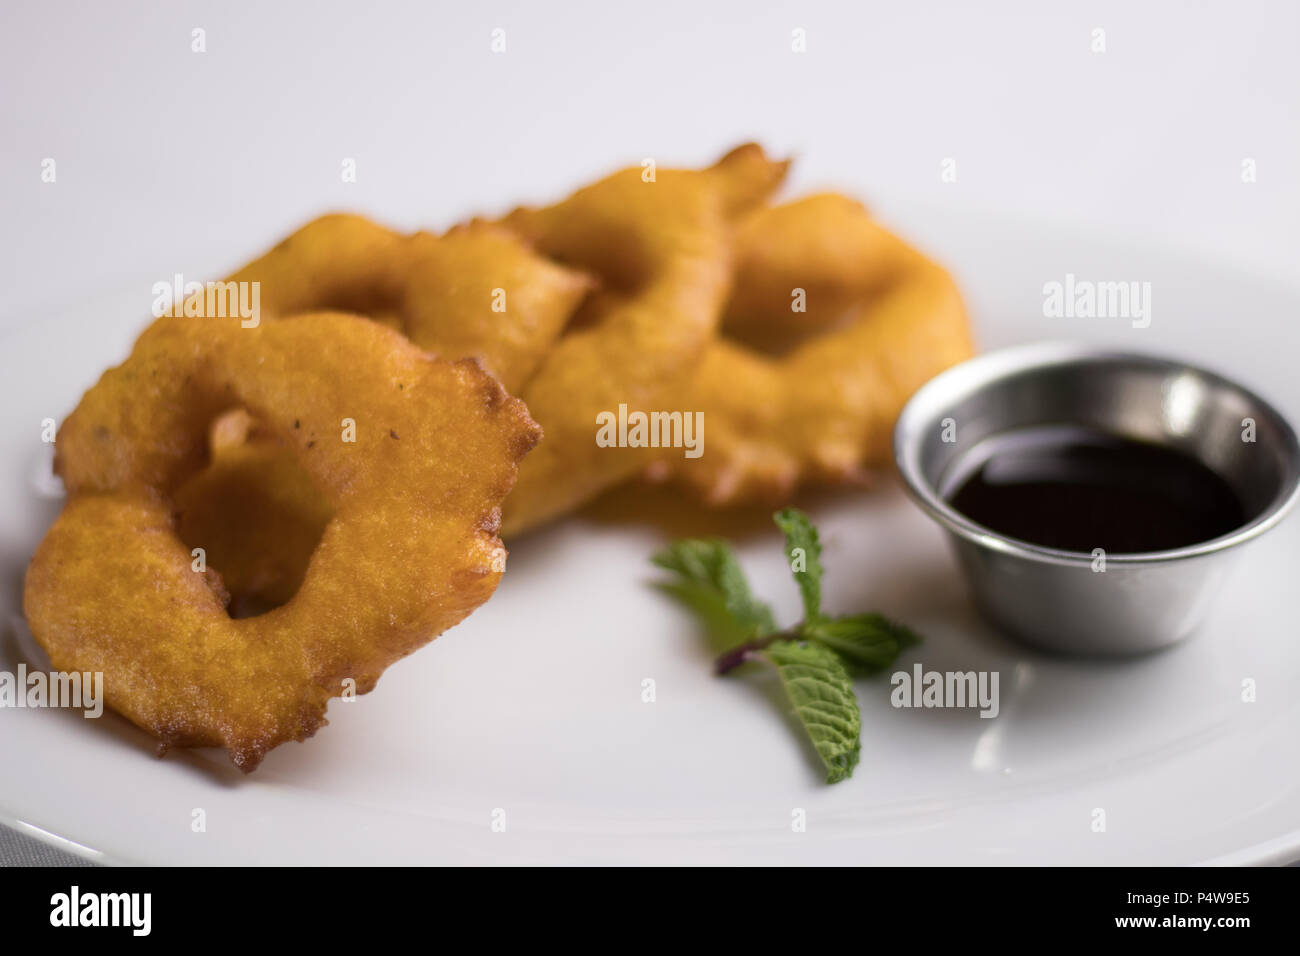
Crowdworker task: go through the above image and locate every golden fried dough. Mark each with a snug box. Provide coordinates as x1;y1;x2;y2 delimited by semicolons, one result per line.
26;311;540;771
496;144;789;534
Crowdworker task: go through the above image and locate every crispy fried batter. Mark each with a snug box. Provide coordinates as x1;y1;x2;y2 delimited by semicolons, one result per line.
25;312;540;771
661;207;975;505
496;144;788;534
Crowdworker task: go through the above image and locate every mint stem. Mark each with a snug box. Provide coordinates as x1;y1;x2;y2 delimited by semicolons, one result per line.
714;627;800;675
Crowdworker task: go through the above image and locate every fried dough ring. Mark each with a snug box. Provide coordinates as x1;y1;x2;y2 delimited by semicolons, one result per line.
661;200;975;505
24;312;540;771
226;214;592;392
496;144;788;534
168;216;585;607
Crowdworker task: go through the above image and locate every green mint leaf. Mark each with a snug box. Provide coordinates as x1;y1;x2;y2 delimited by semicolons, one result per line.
652;539;777;649
773;508;823;621
763;640;861;783
803;613;921;676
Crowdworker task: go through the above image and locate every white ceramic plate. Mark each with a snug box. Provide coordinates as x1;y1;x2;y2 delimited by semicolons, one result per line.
3;209;1298;865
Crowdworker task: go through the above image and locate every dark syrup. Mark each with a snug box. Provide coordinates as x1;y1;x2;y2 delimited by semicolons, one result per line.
945;425;1246;554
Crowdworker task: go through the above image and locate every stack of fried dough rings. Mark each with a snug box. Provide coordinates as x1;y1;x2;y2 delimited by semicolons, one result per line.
24;144;974;771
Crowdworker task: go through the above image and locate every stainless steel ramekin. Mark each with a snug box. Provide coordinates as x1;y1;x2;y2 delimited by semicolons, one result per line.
893;342;1300;655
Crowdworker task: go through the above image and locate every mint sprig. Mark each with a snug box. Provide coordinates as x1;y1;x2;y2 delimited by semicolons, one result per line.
774;507;823;621
763;640;861;783
802;613;920;677
651;538;776;650
651;509;920;784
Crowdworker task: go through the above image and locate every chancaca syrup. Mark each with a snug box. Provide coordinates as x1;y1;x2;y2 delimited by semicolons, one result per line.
945;425;1246;554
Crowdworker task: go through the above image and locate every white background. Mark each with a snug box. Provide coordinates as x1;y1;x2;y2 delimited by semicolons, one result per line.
2;0;1296;325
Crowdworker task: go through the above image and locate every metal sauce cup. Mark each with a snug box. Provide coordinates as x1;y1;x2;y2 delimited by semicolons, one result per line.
893;342;1300;655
